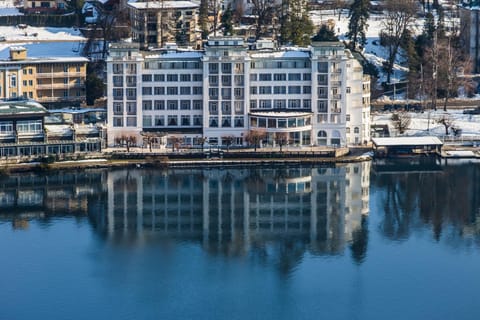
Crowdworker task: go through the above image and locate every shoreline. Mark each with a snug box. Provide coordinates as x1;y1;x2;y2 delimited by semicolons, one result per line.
0;150;372;173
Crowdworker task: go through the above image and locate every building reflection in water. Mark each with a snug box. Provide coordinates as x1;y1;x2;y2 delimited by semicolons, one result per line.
98;163;371;269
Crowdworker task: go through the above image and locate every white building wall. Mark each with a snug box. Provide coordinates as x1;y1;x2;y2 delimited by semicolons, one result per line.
105;39;370;148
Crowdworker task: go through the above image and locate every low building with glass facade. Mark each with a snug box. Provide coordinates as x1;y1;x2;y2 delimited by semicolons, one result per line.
106;37;370;149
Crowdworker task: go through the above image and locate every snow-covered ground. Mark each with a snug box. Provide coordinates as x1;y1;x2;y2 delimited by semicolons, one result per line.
0;25;85;42
0;0;21;16
372;109;480;139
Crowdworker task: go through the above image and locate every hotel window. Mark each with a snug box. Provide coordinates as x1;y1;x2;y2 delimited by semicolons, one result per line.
154;87;165;95
250;86;257;94
180;87;191;95
221;101;231;114
126;117;136;127
303;86;311;94
274;99;286;109
234;116;244;127
193;87;202;94
317;100;328;112
181;115;190;126
259;73;271;81
259;86;271;94
142;74;152;82
209;101;218;113
234;75;244;85
180;100;191;110
10;75;16;87
193;100;202;110
0;122;13;134
273;73;286;81
258;118;266;127
288;99;301;108
154;100;165;110
354;127;360;134
113;76;123;87
221;63;231;73
113;64;123;74
234;88;243;98
268;118;276;128
142;87;152;95
209;88;218;99
288;86;301;94
250;74;257;81
288;73;301;81
126;102;136;115
23;80;27;86
126;88;136;100
235;63;244;72
192;74;202;81
209;75;218;85
303;73;311;81
209;63;218;74
222;117;231;127
143;115;152;127
259;99;271;109
317;74;328;85
273;86;286;94
155;115;164;126
346;87;351;93
346;114;350;121
168;115;178;126
209;116;218;127
154;74;165;82
317;62;328;73
317;87;328;98
23;69;27;75
167;87;178;95
222;75;231;86
113;117;123;127
303;100;311;109
113;102;123;114
167;100;178;110
142;100;152;110
278;119;287;128
180;74;191;81
221;88;231;99
234;101;243;114
193;115;202;126
250;100;257;109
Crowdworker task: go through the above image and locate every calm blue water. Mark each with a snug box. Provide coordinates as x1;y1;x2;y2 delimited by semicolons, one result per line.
1;160;480;320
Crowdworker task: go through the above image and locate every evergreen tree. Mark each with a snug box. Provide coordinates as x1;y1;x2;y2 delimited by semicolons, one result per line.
221;6;234;35
346;0;370;50
199;0;209;39
279;0;314;46
312;25;338;42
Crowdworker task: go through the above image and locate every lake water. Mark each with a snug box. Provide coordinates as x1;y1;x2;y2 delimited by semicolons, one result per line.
1;160;480;320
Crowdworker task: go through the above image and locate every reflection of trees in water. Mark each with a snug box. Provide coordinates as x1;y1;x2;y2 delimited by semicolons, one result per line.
350;215;368;265
373;163;480;244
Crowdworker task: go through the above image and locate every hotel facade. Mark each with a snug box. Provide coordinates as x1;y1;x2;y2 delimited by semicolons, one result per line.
106;37;370;148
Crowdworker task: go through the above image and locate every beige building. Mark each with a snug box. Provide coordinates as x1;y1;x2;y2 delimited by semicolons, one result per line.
0;47;88;107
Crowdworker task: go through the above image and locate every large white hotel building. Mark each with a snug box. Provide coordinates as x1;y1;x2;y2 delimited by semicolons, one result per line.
106;37;371;148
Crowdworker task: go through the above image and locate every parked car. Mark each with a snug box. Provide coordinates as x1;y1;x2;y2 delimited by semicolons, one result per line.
0;36;5;42
463;107;480;115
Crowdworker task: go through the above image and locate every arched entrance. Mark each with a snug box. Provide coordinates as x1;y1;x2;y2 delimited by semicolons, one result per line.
317;130;327;146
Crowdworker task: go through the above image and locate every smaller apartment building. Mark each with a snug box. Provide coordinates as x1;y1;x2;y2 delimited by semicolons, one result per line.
106;38;370;148
0;47;88;107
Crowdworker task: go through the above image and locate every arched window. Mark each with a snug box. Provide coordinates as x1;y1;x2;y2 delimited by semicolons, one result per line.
317;130;327;146
354;127;360;134
331;130;341;146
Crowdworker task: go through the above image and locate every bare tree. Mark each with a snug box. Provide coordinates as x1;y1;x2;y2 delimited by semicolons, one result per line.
116;134;137;152
437;37;473;111
244;129;267;152
436;114;454;135
274;132;289;152
391;112;411;134
169;136;183;152
251;0;277;39
381;0;417;84
221;135;235;152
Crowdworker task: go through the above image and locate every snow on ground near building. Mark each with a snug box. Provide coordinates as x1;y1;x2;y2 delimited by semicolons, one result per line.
372;109;480;139
0;26;85;42
0;0;22;15
310;9;425;85
0;41;85;58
